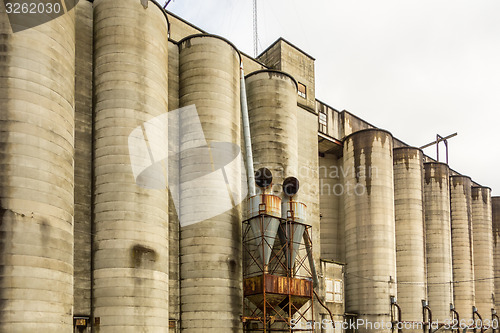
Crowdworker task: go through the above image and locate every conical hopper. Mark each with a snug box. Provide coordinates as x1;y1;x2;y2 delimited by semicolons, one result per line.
279;200;307;271
249;216;280;266
248;194;281;266
278;222;305;270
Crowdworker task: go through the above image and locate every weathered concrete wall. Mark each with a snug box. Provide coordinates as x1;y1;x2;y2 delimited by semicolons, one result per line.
257;41;281;71
337;156;346;264
0;4;76;331
167;12;203;43
241;54;265;75
471;187;494;317
319;153;342;261
424;162;453;322
343;129;396;333
393;148;426;326
178;34;242;333
493;197;500;310
450;175;475;319
297;104;322;325
341;111;375;139
74;0;93;320
92;0;170;330
257;38;316;111
280;42;315;111
317;101;342;140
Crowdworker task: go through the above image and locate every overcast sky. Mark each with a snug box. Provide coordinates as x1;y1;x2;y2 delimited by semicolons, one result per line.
166;0;500;195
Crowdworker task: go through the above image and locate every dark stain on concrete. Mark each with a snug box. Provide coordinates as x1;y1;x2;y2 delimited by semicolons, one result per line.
450;175;471;197
347;129;391;196
227;258;237;273
472;187;490;205
39;218;50;248
482;188;490;205
393;147;422;171
424;162;449;190
246;69;298;91
492;198;500;247
131;244;157;268
0;33;9;65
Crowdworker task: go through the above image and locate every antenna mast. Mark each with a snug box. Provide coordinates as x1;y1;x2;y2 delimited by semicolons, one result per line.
253;0;258;57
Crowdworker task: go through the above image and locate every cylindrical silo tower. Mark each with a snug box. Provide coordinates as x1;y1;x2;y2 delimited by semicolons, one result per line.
178;34;242;332
245;69;299;195
450;175;475;319
493;197;500;310
0;4;77;331
471;186;494;317
343;129;396;333
393;147;426;327
93;0;170;330
424;162;453;323
0;5;76;332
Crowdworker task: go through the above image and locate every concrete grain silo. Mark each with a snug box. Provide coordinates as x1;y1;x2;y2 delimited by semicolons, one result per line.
178;34;242;332
424;162;453;323
245;69;299;193
450;175;475;319
92;0;170;330
343;129;396;333
0;4;76;332
393;147;426;327
493;197;500;310
471;186;494;317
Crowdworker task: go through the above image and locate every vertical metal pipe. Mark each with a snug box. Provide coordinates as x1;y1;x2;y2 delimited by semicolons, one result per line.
240;64;256;197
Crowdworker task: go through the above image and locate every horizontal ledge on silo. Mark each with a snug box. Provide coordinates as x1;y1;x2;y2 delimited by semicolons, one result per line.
343;128;393;142
178;33;241;63
245;69;298;91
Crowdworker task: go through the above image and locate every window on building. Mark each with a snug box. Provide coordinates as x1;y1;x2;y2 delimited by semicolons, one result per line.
325;278;343;303
319;110;327;133
298;82;307;98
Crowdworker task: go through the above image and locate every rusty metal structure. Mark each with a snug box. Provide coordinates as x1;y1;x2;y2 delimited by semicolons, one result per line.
242;176;314;332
